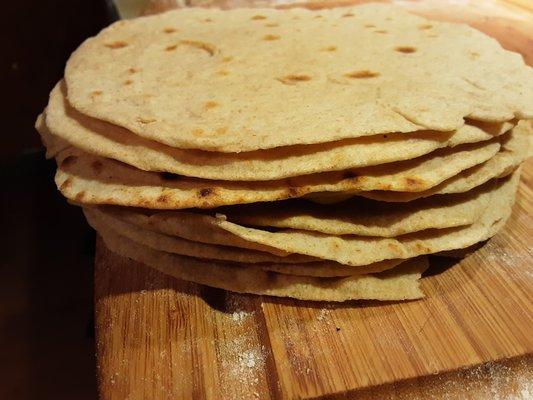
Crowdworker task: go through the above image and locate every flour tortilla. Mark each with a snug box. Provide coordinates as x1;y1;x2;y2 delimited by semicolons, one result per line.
84;206;316;263
64;5;532;152
224;181;493;237
362;121;530;202
42;82;511;181
47;129;503;210
102;172;518;265
98;229;428;301
84;207;403;277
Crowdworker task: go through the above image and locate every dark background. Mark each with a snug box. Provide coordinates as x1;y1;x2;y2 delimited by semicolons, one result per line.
2;1;118;398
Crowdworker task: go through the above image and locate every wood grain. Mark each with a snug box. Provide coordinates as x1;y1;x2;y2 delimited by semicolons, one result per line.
94;3;533;399
95;160;533;399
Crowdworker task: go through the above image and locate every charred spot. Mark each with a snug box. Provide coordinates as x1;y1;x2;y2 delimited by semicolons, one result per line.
59;178;73;190
157;194;169;203
287;187;299;197
159;172;181;181
199;188;214;197
91;160;103;174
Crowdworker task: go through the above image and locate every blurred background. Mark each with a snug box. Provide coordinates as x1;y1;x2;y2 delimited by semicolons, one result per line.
2;1;116;399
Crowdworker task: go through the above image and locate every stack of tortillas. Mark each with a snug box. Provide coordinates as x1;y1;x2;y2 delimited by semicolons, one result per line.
36;4;532;302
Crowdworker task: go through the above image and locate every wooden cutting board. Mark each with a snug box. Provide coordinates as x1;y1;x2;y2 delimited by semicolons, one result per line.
94;3;533;399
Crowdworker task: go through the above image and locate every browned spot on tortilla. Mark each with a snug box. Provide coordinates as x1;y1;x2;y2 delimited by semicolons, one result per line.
217;70;230;76
204;101;219;109
342;12;354;17
388;243;400;252
222;56;233;63
418;24;433;30
91;160;103;174
375;29;388;34
469;51;480;59
166;44;178;51
60;178;73;190
60;156;78;168
91;90;102;97
198;188;214;198
287;187;299;197
216;127;228;135
157;194;169;203
104;41;128;49
128;67;139;74
404;177;424;189
192;128;205;136
395;46;417;54
364;23;375;28
163;27;177;33
314;15;323;19
75;191;86;201
263;34;280;41
277;74;312;85
123;79;133;85
251;15;266;20
344;70;380;79
265;22;279;27
322;46;337;52
204;18;213;22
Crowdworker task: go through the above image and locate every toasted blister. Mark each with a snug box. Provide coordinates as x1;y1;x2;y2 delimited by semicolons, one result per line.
63;5;532;152
98;172;519;266
43;82;512;181
98;228;429;301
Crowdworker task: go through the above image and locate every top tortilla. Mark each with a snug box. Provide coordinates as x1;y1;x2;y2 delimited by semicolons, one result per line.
64;4;532;152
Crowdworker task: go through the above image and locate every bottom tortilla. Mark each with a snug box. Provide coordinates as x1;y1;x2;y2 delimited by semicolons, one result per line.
98;229;428;302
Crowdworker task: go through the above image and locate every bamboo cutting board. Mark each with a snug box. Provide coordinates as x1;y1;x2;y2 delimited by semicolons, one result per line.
94;3;533;399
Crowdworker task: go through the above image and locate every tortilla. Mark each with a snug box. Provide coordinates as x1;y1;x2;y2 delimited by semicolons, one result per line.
47;130;505;210
98;229;428;301
84;206;316;263
84;207;403;277
101;172;518;265
64;5;532;152
42;82;511;181
224;181;493;237
362;121;530;202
